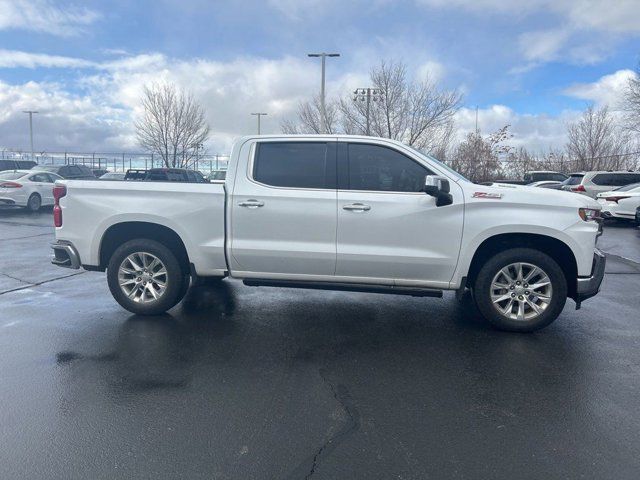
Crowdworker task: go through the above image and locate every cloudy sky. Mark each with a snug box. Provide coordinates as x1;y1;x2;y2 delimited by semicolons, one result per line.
0;0;639;154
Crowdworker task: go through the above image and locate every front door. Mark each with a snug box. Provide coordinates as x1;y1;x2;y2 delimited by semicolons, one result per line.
335;142;464;287
230;140;338;276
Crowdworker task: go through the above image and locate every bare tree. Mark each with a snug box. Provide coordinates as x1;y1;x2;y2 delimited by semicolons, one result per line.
623;65;640;134
449;125;512;182
341;61;461;153
136;83;210;168
566;105;637;171
282;60;461;157
281;96;339;134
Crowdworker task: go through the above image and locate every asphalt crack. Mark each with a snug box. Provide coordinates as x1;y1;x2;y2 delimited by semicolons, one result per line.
0;232;53;242
287;369;360;480
0;271;86;296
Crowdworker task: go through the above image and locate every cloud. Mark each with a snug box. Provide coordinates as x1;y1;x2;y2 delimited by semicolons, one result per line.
563;69;636;108
0;0;100;36
518;29;570;63
455;105;579;152
417;0;640;67
0;49;96;69
0;80;130;152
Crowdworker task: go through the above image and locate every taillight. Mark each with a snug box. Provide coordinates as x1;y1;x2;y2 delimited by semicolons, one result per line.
571;184;586;192
53;184;66;227
0;181;22;188
604;196;630;203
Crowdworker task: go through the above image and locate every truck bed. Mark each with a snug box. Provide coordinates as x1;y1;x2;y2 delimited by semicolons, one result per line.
56;180;228;276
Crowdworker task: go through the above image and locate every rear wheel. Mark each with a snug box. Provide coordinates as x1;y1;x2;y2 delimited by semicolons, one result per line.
107;239;186;315
473;248;567;332
26;193;41;212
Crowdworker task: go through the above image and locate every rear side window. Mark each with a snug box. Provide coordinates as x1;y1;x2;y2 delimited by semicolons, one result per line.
592;173;640;187
345;143;430;192
29;173;50;182
253;142;334;189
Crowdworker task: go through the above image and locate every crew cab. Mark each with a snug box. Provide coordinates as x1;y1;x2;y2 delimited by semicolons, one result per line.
51;135;605;332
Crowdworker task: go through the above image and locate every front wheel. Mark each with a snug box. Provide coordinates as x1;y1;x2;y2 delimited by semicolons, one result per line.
107;239;187;315
473;248;567;332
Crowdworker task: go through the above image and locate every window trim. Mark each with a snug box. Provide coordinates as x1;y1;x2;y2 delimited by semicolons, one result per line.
248;140;337;192
338;141;433;195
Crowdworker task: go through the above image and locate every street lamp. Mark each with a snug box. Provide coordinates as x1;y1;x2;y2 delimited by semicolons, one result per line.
353;88;382;136
251;113;268;134
22;110;38;161
307;52;340;134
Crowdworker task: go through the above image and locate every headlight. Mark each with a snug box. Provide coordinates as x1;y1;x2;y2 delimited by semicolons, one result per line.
578;207;601;222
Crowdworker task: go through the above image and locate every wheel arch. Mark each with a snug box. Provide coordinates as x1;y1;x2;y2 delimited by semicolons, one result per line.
465;233;578;299
99;221;190;274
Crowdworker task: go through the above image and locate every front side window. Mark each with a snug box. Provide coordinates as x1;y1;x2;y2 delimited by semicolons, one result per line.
253;142;333;189
346;143;430;192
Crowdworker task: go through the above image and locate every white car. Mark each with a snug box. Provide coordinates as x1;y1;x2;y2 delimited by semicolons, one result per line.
0;169;63;211
596;183;640;221
51;135;605;332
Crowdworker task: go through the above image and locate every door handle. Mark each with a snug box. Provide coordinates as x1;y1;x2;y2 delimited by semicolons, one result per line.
343;203;371;212
238;199;264;208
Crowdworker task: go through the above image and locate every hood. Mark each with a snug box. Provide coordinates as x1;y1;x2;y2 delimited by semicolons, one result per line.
469;182;600;209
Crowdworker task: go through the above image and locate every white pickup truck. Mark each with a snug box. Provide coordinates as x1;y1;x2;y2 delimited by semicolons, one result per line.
51;135;605;332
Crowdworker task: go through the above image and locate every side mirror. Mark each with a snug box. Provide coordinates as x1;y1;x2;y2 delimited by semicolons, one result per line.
424;175;453;207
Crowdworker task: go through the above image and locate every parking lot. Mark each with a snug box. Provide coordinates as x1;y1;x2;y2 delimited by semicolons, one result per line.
1;207;639;480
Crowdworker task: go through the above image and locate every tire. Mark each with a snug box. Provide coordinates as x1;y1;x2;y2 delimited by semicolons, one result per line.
107;239;187;315
473;248;567;332
26;193;41;212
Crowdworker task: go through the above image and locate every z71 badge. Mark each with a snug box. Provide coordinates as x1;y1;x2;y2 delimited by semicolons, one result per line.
472;192;503;199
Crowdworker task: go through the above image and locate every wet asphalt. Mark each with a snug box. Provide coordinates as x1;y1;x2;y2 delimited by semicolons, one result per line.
1;207;640;480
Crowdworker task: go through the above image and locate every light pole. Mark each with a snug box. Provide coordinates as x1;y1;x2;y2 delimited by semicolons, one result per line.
22;110;38;161
251;113;268;134
307;52;340;134
353;88;383;136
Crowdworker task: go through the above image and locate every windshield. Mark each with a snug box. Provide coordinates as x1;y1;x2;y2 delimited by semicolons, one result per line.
404;145;470;182
0;171;26;180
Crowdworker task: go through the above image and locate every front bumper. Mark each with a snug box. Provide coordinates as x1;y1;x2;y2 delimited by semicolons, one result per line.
51;241;81;269
575;248;606;308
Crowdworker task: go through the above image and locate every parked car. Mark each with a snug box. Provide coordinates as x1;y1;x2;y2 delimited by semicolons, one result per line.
92;168;109;178
99;172;126;181
51;135;605;332
560;173;584;191
527;180;564;189
562;171;640;198
0;169;63;211
124;168;208;183
207;170;227;181
523;171;568;183
596;183;640;221
494;171;568;185
635;206;640;226
0;159;37;171
36;164;96;180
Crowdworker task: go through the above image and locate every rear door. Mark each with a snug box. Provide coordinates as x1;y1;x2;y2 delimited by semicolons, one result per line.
230;140;338;276
335;141;464;287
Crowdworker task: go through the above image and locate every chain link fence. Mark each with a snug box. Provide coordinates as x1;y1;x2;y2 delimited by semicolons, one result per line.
0;150;230;174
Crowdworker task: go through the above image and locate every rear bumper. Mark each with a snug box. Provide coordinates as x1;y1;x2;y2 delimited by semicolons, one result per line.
51;241;81;269
575;248;606;307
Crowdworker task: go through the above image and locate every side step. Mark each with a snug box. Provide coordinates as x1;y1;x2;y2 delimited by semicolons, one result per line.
242;279;443;298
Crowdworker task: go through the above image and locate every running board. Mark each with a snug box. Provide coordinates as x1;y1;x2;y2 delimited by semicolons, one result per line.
242;279;443;298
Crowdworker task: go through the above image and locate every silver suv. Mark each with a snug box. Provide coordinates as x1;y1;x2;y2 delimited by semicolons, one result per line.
562;171;640;198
